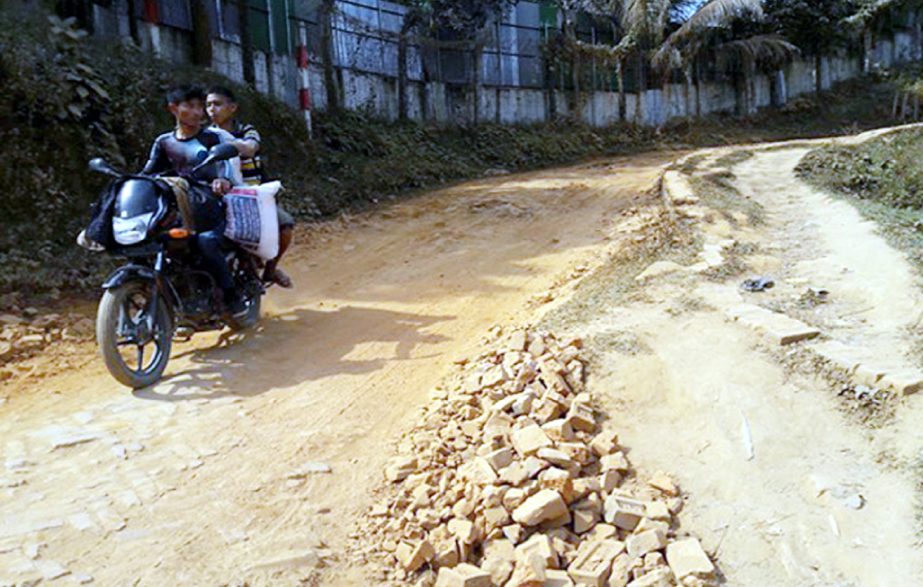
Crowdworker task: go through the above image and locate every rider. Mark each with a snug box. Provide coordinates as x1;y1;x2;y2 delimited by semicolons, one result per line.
142;84;247;315
205;85;294;288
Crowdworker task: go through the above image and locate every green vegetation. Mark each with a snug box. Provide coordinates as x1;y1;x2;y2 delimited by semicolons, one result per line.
797;128;923;274
0;7;914;302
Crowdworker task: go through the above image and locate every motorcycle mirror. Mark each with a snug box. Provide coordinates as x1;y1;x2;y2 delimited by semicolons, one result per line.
88;158;122;177
191;143;239;175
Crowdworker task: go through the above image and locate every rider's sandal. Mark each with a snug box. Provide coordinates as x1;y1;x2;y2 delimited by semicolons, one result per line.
264;267;294;289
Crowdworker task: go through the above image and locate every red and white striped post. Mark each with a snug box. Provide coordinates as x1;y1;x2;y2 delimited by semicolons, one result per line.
296;23;313;139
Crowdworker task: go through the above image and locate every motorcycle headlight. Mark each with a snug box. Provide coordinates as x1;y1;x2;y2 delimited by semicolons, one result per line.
113;212;155;245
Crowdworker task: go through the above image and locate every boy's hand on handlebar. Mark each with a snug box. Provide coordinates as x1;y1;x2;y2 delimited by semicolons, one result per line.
211;178;231;196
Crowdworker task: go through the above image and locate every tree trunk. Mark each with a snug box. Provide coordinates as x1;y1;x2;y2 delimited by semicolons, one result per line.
814;53;823;95
190;0;212;67
237;0;256;87
320;0;340;113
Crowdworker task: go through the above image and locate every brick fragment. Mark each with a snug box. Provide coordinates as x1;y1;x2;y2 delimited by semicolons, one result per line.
625;567;674;587
600;452;631;474
665;538;715;581
485;447;514;473
385;456;417;482
573;508;599;534
626;529;667;558
395;539;435;572
512;489;569;526
603;495;647;530
545;569;575;586
449;518;478;544
590;430;619;457
645;502;671;522
567;539;625;587
566;402;596;433
648;472;678;497
515;533;559;569
435;563;493;587
511;425;554;457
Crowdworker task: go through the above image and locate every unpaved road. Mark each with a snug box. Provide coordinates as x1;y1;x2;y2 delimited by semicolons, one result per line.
550;136;923;586
4;129;923;586
0;156;666;585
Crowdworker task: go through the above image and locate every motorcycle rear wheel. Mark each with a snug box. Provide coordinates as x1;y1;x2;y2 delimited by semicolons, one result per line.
97;281;173;389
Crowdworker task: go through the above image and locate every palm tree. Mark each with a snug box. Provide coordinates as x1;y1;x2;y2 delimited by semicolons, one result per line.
653;0;796;117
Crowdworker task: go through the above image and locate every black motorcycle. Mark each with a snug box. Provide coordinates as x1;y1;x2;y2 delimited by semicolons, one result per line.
88;144;264;389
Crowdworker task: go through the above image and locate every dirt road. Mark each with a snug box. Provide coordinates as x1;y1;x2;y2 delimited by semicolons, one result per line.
0;155;668;585
546;136;923;586
3;128;923;586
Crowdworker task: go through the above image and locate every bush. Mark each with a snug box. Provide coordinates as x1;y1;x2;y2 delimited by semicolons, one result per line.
796;128;923;210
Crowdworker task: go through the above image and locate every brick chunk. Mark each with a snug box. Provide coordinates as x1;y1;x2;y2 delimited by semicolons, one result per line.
665;538;715;581
648;472;678;497
385;456;417;482
515;533;559;569
395;539;435;572
511;425;554;457
435;563;493;587
545;569;575;586
512;489;568;526
566;402;596;433
626;567;674;587
603;495;646;530
626;529;667;558
485;447;515;472
567;539;625;586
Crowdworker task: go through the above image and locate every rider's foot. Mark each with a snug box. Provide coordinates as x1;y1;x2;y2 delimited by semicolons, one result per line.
263;266;293;289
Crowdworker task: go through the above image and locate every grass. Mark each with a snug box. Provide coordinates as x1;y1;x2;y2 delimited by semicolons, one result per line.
0;4;917;304
797;128;923;280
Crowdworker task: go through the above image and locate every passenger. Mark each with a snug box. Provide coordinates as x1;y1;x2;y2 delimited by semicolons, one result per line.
206;85;295;289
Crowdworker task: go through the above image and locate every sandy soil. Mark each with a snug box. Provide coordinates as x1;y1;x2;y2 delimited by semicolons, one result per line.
0;155;668;586
3;127;922;587
552;139;923;586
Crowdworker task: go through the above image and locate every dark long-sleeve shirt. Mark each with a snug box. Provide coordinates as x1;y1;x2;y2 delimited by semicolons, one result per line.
142;128;242;185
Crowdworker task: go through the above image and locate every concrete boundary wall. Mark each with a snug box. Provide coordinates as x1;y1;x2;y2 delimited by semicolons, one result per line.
93;3;920;127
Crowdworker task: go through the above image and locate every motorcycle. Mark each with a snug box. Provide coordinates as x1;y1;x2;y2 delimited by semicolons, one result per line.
87;144;264;389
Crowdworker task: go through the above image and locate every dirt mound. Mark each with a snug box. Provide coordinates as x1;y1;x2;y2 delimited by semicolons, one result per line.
350;328;717;587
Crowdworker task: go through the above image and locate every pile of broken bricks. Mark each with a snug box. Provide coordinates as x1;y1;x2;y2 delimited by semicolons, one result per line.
351;329;717;587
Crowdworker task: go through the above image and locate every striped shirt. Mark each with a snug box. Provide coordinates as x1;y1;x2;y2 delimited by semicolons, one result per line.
214;121;264;186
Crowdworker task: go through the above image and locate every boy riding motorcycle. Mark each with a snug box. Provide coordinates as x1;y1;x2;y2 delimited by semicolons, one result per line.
142;84;247;315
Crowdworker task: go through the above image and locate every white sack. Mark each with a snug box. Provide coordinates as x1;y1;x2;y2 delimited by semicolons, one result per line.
223;181;281;261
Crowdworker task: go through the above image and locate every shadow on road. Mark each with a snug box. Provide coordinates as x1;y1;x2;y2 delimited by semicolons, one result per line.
133;304;453;401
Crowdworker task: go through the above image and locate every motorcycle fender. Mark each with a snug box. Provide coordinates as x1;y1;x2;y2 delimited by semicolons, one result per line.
101;265;155;290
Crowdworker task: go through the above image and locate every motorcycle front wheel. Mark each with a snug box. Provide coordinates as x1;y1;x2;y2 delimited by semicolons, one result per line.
96;281;173;389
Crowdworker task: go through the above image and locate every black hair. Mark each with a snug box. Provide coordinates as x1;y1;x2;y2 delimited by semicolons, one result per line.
207;85;237;103
165;84;206;106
